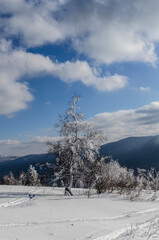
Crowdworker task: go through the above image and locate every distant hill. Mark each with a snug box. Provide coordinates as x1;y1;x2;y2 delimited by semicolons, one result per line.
1;135;159;180
0;154;55;180
101;135;159;170
0;156;17;163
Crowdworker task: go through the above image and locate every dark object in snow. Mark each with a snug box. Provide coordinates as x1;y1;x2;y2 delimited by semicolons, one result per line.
64;187;73;196
28;194;35;199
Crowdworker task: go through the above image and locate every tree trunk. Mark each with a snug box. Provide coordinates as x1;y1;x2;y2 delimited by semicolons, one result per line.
64;187;73;196
64;167;73;196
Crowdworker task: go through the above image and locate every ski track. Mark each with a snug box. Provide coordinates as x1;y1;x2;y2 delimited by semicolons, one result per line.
0;189;42;208
0;207;159;228
93;216;159;240
0;197;29;208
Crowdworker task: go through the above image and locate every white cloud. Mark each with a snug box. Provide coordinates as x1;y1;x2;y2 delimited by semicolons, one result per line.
1;0;159;116
139;86;150;91
52;60;128;91
0;139;20;145
34;136;61;143
0;136;60;156
0;39;127;115
0;0;68;46
1;0;159;64
92;101;159;142
71;0;159;65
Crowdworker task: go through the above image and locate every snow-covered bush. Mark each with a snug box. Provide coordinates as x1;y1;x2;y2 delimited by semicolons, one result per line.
93;158;159;198
128;168;159;200
94;160;136;194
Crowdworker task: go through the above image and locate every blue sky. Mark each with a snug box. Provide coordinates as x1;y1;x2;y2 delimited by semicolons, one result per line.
1;0;159;156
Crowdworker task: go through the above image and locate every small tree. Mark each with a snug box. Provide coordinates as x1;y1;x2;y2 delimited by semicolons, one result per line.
26;165;40;186
47;95;106;195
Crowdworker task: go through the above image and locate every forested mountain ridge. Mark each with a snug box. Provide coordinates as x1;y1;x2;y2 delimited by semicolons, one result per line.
0;154;54;179
101;135;159;170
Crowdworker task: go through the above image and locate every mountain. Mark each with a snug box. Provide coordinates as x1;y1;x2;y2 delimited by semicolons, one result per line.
1;135;159;180
0;156;17;162
101;135;159;170
0;154;55;180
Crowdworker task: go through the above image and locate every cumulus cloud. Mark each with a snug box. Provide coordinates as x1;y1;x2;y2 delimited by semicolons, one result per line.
0;39;127;115
0;0;65;46
1;0;159;64
92;101;159;142
52;61;127;91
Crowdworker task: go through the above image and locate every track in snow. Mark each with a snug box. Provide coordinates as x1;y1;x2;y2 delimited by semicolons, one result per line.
0;188;43;208
93;216;159;240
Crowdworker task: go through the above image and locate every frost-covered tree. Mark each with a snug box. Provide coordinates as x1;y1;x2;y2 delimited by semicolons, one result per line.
19;171;27;185
146;168;159;192
47;95;106;195
26;165;40;186
2;171;17;185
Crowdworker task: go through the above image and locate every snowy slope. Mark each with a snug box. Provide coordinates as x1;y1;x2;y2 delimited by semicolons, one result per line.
0;185;159;240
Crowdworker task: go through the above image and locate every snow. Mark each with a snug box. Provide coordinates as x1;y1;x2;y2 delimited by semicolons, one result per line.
0;185;159;239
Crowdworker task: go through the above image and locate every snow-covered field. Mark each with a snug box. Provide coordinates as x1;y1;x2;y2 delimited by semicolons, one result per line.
1;186;159;240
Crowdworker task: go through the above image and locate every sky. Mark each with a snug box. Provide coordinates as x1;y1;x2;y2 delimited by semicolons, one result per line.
1;0;159;156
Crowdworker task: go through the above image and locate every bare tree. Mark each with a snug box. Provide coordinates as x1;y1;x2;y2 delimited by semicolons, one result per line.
47;95;106;195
